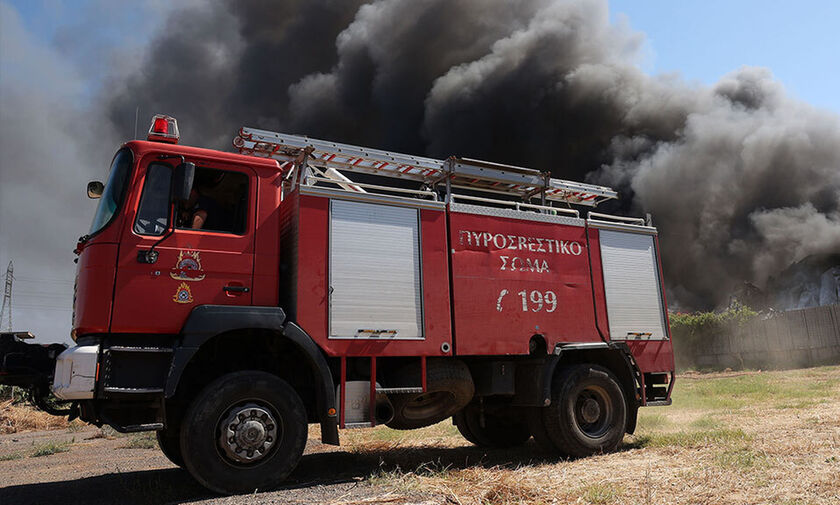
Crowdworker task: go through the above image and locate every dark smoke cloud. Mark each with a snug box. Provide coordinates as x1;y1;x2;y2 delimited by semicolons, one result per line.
106;0;840;309
604;68;840;307
108;0;367;147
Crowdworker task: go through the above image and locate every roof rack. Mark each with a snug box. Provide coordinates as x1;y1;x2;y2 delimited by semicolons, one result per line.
233;127;618;206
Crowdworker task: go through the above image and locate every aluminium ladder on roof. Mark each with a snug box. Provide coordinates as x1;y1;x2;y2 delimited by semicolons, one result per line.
233;127;618;206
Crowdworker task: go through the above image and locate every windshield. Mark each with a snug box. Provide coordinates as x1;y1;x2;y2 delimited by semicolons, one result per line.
89;148;133;235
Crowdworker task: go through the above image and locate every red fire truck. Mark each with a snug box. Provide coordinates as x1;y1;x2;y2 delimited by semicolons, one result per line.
0;115;674;494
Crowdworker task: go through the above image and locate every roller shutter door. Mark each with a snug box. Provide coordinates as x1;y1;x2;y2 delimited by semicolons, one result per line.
329;199;423;339
599;230;668;341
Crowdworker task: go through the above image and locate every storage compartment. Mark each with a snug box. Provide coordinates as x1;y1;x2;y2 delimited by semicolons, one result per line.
284;187;452;357
599;230;668;341
329;199;423;340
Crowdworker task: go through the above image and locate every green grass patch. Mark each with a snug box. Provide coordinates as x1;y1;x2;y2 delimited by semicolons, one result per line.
579;483;621;505
365;428;406;442
0;452;23;461
776;399;826;410
689;416;723;429
714;446;768;470
672;371;840;411
630;428;749;449
65;421;87;432
122;432;157;449
637;412;670;430
30;440;73;457
346;422;460;447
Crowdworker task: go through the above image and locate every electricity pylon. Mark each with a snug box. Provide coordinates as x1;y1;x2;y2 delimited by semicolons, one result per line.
0;261;13;332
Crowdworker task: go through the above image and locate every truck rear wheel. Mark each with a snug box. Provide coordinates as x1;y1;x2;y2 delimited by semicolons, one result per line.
387;359;474;430
179;371;308;494
538;364;627;457
156;429;184;467
454;404;531;448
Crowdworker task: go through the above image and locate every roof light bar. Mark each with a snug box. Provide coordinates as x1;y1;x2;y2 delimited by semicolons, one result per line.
147;114;179;144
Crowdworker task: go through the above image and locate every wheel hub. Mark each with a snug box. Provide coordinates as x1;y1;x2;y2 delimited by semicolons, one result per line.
218;403;279;464
580;398;601;424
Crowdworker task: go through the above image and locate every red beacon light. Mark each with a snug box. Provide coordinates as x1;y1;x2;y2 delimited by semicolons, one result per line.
147;114;180;144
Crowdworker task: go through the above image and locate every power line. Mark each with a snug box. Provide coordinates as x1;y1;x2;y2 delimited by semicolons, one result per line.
15;277;74;285
13;306;72;312
15;292;72;299
15;305;71;311
14;274;73;280
13;301;72;308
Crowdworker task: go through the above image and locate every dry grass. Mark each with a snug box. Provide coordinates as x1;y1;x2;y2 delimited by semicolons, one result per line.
121;432;157;449
2;367;838;504
30;439;73;457
339;365;840;505
0;399;76;434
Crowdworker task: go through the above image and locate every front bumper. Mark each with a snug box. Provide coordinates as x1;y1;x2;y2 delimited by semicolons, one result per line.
52;344;100;400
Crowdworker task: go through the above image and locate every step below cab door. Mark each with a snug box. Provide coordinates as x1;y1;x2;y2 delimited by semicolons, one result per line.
110;158;256;334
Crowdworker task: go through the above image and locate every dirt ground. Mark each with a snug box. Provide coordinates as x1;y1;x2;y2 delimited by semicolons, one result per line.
1;366;838;505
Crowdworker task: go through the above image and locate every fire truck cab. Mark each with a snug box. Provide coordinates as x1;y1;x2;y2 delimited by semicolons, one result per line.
7;115;674;494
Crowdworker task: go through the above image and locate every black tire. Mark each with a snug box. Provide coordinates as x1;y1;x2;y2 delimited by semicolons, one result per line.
156;429;184;467
180;371;308;495
387;359;474;430
526;407;557;452
453;413;481;446
454;404;531;448
541;364;627;457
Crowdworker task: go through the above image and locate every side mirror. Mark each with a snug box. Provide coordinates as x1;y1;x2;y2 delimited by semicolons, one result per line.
172;162;195;202
87;181;104;199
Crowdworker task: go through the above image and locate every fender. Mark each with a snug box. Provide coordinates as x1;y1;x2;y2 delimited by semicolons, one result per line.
165;305;339;445
511;346;637;408
553;341;642;433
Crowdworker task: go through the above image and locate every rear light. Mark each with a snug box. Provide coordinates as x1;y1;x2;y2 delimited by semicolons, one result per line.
147;114;179;144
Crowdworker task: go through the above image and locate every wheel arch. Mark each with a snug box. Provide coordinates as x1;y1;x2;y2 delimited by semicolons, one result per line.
553;343;641;434
165;305;338;445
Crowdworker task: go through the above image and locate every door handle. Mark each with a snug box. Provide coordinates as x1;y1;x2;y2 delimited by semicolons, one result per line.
223;285;250;293
137;250;159;264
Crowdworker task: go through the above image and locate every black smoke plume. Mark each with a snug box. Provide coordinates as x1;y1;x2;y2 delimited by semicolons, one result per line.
107;0;840;310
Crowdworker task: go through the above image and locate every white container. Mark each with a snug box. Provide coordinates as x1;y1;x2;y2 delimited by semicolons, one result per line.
52;344;99;400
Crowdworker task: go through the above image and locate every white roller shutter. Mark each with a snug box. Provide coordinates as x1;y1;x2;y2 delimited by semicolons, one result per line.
329;199;423;339
599;230;668;341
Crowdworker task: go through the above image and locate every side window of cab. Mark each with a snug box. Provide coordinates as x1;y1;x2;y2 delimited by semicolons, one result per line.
134;164;250;237
176;167;249;235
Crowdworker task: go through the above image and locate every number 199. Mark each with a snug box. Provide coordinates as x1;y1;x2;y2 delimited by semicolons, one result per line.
517;290;557;312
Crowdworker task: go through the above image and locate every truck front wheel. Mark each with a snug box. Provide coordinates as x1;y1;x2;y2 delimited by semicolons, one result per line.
537;364;627;457
179;371;308;495
156;429;183;467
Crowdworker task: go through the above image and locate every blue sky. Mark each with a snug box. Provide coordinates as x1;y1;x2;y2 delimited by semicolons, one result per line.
609;0;840;113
